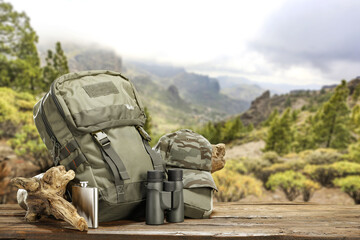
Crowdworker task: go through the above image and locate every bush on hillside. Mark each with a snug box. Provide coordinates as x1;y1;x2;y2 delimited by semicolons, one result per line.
334;176;360;204
241;157;271;175
8;124;52;171
256;163;293;186
225;160;247;174
266;170;319;202
0;98;19;137
303;161;360;186
213;169;262;202
302;179;321;202
343;142;360;163
266;170;308;201
303;164;336;186
0;88;37;137
287;159;308;171
262;151;283;164
304;148;342;165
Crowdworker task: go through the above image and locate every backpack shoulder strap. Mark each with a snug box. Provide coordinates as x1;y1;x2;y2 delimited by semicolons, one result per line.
92;130;130;202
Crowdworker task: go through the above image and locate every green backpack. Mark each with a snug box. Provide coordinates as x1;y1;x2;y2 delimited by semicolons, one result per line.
33;70;165;222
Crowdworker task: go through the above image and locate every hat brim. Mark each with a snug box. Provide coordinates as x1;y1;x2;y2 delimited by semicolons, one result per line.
182;169;217;191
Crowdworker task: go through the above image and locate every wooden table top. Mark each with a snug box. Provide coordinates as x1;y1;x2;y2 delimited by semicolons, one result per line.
0;202;359;240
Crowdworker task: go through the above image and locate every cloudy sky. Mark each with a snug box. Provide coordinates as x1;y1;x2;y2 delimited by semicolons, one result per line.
8;0;360;87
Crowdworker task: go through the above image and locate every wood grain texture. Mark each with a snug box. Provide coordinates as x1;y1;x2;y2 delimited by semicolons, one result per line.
0;202;359;240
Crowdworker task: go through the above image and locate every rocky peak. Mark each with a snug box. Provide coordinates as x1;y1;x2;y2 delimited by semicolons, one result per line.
348;77;360;94
167;85;180;98
250;90;270;107
240;90;272;126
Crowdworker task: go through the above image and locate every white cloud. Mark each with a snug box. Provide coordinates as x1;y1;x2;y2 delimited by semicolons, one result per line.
8;0;285;62
7;0;359;87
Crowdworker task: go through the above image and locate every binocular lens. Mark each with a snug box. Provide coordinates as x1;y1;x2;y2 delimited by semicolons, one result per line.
168;169;183;181
147;170;163;182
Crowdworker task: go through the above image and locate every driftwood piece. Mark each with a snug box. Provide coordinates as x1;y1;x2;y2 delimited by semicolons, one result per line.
11;165;88;231
211;143;226;173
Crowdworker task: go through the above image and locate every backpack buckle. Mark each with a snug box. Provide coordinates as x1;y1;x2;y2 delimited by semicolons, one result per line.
92;131;110;147
136;126;152;142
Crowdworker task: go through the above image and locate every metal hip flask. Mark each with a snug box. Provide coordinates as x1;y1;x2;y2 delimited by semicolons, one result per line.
72;181;98;228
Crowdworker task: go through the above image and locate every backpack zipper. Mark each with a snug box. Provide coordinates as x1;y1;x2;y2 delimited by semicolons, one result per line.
50;81;66;120
40;94;61;165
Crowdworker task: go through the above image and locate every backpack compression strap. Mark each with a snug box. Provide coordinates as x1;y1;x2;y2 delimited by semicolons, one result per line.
136;126;165;171
92;130;130;202
58;140;87;170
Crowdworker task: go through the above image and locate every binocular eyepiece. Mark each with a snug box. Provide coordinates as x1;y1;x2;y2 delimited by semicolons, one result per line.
146;169;184;225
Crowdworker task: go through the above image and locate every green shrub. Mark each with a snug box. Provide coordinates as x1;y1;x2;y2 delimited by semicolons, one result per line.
303;161;360;186
241;157;271;175
0;88;37;137
333;161;360;175
0;98;19;137
343;142;360;163
287;159;307;171
225;160;247;174
302;179;321;202
266;170;319;202
256;163;292;186
266;170;307;201
213;169;262;202
334;176;360;204
9;124;52;171
303;164;334;186
262;151;282;164
304;148;341;165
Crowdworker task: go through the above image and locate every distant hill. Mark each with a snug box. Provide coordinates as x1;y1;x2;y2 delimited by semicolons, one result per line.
221;84;264;102
127;61;249;115
217;75;323;95
239;77;360;126
38;42;123;72
124;62;250;134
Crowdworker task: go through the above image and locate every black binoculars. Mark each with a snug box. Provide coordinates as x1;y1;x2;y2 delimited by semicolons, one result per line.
145;169;184;225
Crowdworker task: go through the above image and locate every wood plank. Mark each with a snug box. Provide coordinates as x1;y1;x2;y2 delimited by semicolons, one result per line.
0;203;359;240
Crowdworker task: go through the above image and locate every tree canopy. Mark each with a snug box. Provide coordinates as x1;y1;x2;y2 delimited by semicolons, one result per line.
0;0;42;92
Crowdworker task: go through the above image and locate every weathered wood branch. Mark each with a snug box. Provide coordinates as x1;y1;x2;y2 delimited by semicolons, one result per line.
211;143;226;173
11;165;88;231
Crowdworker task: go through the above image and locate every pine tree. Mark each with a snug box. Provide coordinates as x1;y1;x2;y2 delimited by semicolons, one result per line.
247;123;254;132
285;97;292;108
0;1;42;93
313;80;351;149
353;84;360;102
293;115;316;152
265;108;293;154
42;42;69;90
221;116;244;143
262;108;279;127
351;105;360;134
199;122;221;144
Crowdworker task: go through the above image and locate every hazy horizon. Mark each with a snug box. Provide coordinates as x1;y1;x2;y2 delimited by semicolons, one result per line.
7;0;360;88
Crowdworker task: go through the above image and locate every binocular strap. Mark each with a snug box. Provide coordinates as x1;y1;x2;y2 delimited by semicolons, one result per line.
142;139;165;171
